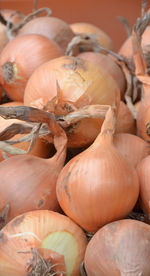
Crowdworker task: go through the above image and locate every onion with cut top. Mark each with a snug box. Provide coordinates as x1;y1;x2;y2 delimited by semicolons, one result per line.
0;210;87;276
0;34;62;101
84;219;150;276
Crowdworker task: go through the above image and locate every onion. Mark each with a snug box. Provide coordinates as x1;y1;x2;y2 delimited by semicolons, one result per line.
0;10;23;54
137;155;150;217
84;219;150;276
56;107;139;232
136;93;150;141
77;52;126;100
17;16;75;53
114;133;150;168
0;34;62;102
0;210;87;276
0;102;52;161
24;56;120;147
116;101;136;134
70;22;113;51
0;106;67;223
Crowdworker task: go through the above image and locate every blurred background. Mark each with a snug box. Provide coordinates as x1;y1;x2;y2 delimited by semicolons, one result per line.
0;0;142;51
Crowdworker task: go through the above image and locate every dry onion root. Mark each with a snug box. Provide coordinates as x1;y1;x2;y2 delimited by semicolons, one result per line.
0;106;67;224
0;210;87;276
84;219;150;276
56;107;139;232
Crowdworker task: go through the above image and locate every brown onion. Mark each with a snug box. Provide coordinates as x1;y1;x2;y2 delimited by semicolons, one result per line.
84;219;150;276
0;34;62;102
0;102;51;161
0;210;87;276
116;101;136;134
114;133;150;168
18;16;75;53
78;52;126;100
70;22;113;51
137;155;150;217
0;106;67;223
0;10;23;54
56;107;139;232
24;56;120;148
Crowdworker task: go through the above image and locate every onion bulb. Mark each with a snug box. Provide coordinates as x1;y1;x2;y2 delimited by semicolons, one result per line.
56;107;139;232
137;155;150;217
84;219;150;276
0;34;62;102
0;107;67;223
18;16;75;53
0;101;51;161
0;10;23;54
114;133;150;168
116;101;136;134
24;56;120;148
77;52;126;99
0;210;87;276
70;22;113;51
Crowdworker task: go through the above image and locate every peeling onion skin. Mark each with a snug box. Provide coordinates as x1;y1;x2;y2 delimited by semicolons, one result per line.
18;16;75;53
0;210;87;276
0;34;62;102
137;155;150;217
84;219;150;276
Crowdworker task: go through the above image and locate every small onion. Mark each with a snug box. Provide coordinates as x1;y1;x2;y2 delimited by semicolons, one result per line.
0;10;23;54
18;16;75;53
84;219;150;276
70;22;113;51
0;34;62;102
0;107;67;222
114;133;150;168
0;101;51;161
78;52;126;100
137;155;150;217
116;101;136;134
56;107;139;232
24;56;120;148
0;210;87;276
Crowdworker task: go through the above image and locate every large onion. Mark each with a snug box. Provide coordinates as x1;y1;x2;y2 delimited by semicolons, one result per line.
0;34;62;101
84;219;150;276
0;210;87;276
24;56;120;147
56;107;139;232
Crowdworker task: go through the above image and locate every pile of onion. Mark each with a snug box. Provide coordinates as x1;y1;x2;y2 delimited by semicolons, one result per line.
0;101;51;161
56;107;139;232
0;10;23;54
0;33;62;101
17;16;75;53
70;22;114;51
0;210;87;276
0;106;67;223
24;55;120;147
84;219;150;275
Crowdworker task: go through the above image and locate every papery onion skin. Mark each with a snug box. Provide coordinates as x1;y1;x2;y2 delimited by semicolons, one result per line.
136;96;150;141
114;133;150;168
0;210;87;276
0;101;51;161
116;101;136;134
84;219;150;276
18;16;75;53
24;56;120;148
137;155;150;217
0;34;62;101
56;109;139;232
70;22;113;51
0;10;23;54
77;52;126;100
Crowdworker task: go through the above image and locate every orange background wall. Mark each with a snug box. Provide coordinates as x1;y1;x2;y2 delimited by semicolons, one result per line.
0;0;141;51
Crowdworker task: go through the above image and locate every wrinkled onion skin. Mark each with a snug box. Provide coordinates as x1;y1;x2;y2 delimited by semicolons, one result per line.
84;219;150;276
